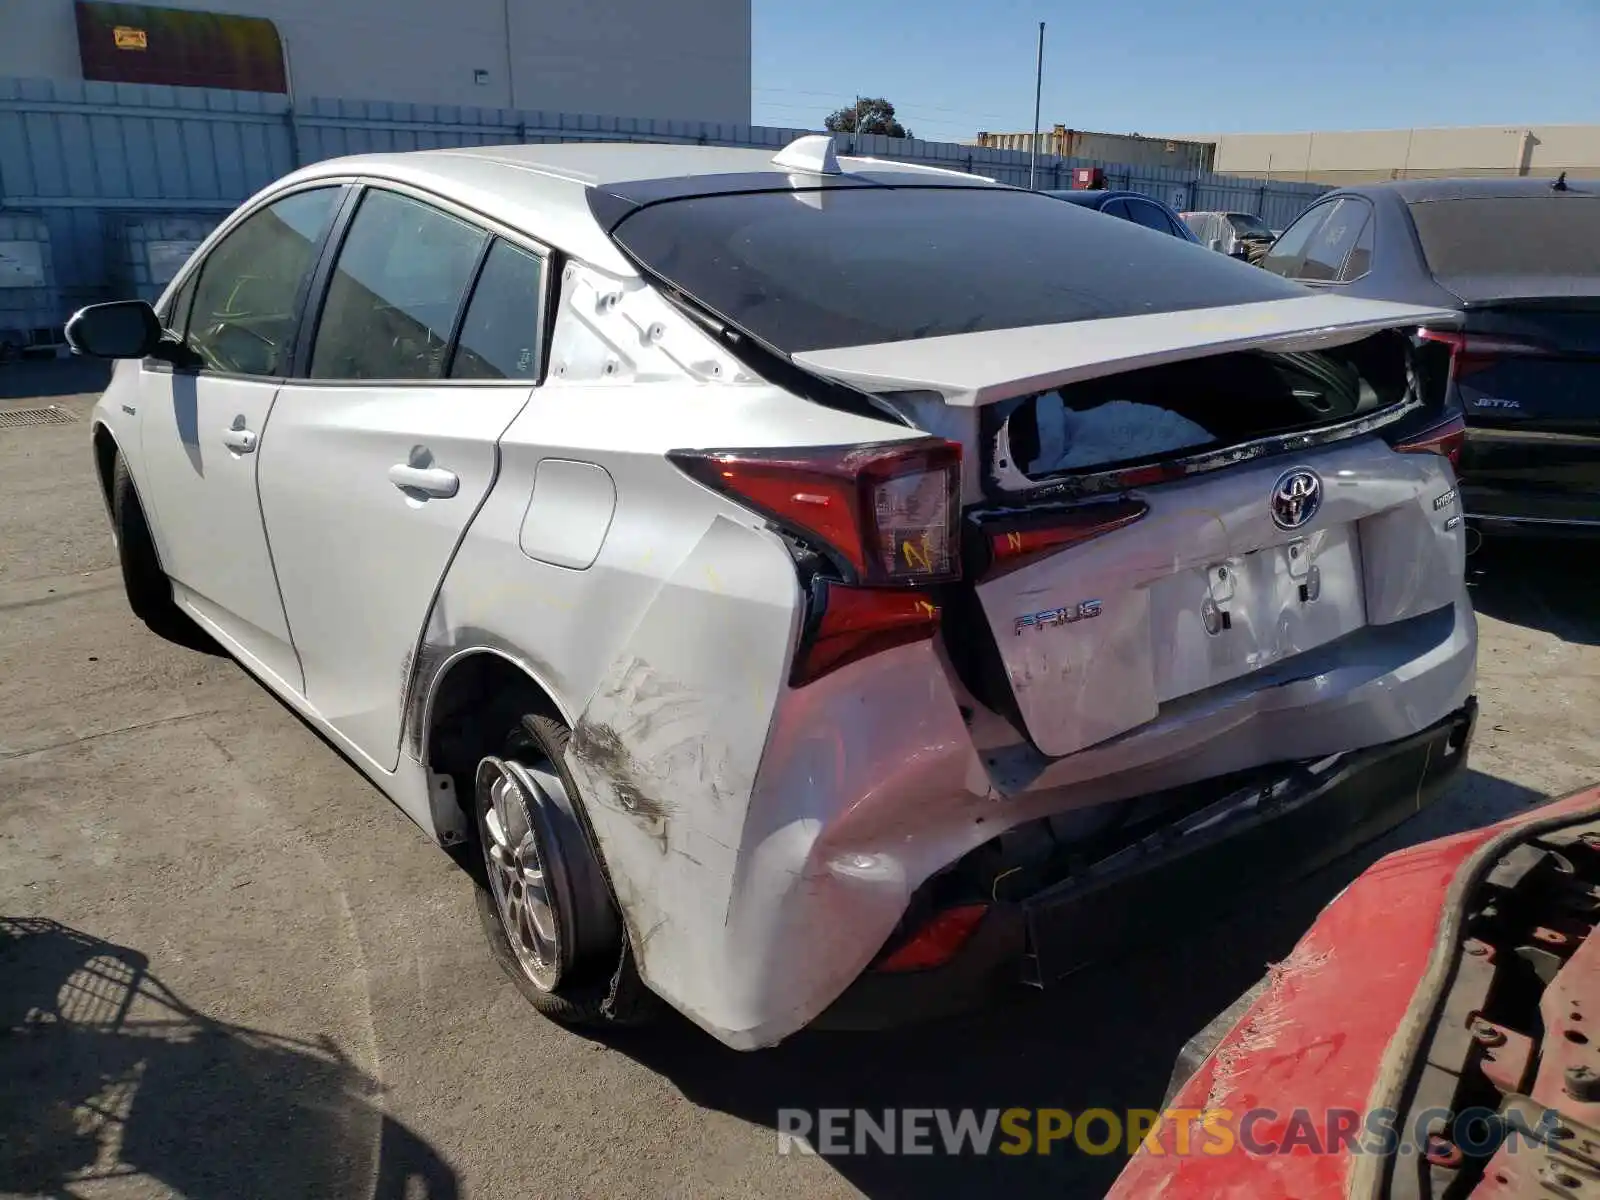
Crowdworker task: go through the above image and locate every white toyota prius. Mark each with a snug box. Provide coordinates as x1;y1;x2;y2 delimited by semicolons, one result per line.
70;136;1478;1049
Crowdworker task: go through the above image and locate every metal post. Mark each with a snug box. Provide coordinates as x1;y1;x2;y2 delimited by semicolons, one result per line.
503;0;517;109
280;35;302;167
1029;22;1045;190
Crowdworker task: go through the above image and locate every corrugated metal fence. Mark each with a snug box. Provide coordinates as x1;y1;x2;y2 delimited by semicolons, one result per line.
0;76;1330;344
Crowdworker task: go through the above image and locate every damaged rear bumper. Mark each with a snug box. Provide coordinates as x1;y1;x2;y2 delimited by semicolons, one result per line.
815;697;1477;1031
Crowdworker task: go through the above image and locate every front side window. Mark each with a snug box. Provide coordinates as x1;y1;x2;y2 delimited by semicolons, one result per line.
161;270;199;341
449;240;546;381
186;186;339;375
310;189;488;381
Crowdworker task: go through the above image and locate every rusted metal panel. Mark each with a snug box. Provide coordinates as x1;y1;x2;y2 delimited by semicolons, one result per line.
74;2;287;93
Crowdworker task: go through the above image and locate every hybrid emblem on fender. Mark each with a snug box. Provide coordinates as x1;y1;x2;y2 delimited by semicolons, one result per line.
1271;468;1322;531
1015;600;1102;635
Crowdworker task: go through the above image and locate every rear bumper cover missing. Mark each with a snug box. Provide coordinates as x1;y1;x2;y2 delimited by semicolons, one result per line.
815;697;1477;1030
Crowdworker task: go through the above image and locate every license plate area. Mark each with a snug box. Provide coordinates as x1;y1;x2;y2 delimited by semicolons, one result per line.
1148;523;1367;704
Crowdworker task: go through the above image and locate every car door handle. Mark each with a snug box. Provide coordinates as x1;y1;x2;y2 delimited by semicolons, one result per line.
221;426;258;454
388;463;459;499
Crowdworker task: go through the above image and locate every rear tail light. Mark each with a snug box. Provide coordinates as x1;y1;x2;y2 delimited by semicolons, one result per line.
979;498;1148;578
1393;414;1467;469
875;904;988;972
791;585;941;686
667;439;961;587
1419;327;1552;379
669;439;961;685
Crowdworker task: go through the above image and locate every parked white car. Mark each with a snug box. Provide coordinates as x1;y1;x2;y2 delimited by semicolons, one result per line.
71;136;1478;1050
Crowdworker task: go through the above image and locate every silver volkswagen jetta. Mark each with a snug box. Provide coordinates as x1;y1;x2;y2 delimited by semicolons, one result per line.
70;136;1478;1049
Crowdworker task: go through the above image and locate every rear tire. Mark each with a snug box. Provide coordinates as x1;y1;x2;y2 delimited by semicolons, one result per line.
473;714;653;1028
110;453;181;632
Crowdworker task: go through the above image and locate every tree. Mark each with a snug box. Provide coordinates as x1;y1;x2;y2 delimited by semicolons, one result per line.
824;98;912;139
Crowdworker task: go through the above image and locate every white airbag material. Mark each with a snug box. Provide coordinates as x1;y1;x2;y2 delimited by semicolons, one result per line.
1026;396;1214;474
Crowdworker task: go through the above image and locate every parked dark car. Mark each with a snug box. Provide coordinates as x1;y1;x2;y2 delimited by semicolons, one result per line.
1042;189;1200;241
1259;177;1600;537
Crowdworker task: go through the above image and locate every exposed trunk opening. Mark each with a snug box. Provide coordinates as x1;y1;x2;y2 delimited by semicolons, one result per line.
982;329;1421;498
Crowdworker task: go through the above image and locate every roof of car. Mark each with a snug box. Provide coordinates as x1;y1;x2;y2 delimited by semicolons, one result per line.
1042;189;1147;206
1336;176;1600;203
270;141;1005;274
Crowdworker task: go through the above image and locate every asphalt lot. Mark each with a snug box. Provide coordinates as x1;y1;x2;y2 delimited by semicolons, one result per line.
4;361;1599;1200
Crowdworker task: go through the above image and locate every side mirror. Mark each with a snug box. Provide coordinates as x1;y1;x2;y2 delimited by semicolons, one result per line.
64;300;163;359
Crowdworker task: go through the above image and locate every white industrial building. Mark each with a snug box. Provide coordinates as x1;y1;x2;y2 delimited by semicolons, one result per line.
0;0;750;122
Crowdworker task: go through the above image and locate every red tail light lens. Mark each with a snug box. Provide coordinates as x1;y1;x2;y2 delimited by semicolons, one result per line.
668;439;962;587
1419;327;1552;379
1394;414;1467;469
982;499;1148;578
876;904;989;972
791;585;941;686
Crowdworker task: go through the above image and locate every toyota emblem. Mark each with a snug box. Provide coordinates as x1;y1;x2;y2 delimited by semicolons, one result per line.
1271;468;1322;530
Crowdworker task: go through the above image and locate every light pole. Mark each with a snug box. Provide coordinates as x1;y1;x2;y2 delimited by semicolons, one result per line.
1029;22;1045;190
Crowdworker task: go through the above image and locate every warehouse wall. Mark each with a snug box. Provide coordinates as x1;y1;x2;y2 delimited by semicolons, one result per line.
0;75;1329;345
0;0;750;122
1170;123;1600;184
975;128;1214;173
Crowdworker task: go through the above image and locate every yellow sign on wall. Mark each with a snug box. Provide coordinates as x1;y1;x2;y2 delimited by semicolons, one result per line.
113;26;148;50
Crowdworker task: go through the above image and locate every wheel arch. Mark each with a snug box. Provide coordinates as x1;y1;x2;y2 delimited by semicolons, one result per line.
416;645;574;815
92;420;119;514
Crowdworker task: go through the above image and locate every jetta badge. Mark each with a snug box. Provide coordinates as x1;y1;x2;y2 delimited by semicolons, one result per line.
1271;468;1322;531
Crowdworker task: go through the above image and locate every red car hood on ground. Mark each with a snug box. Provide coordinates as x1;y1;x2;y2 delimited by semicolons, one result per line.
1109;782;1600;1199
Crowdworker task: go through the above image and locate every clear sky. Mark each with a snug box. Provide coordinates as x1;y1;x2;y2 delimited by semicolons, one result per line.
751;0;1600;142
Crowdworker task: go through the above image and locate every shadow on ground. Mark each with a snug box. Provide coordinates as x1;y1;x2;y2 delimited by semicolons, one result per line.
1467;535;1600;647
0;358;110;401
0;917;457;1200
608;768;1550;1200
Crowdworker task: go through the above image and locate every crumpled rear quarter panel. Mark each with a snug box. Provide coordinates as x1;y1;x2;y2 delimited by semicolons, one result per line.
561;515;992;1048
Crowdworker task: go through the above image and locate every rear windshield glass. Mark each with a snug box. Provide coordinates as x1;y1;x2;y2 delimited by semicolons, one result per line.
1409;197;1600;277
1228;213;1273;236
607;187;1306;354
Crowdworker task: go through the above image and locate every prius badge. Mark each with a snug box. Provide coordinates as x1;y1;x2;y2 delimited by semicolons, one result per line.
1271;468;1322;531
1015;600;1102;636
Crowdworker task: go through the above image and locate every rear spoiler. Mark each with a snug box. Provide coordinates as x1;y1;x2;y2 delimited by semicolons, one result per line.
791;294;1458;407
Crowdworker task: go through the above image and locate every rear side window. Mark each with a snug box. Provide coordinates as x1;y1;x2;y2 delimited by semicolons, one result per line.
1298;198;1372;282
450;240;546;381
310;189;487;381
606;187;1306;355
1408;196;1600;277
186;186;339;376
1342;216;1374;281
1228;213;1273;238
1259;202;1332;277
1126;199;1178;234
